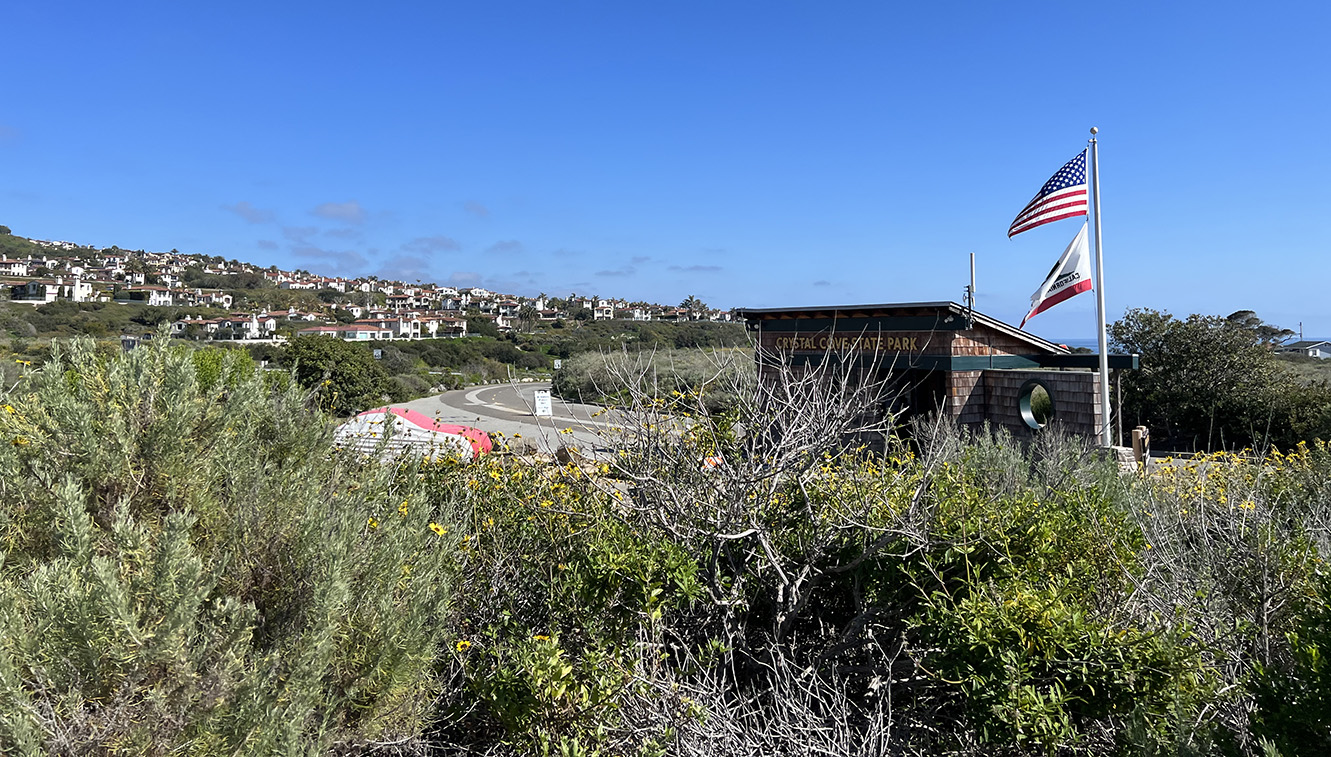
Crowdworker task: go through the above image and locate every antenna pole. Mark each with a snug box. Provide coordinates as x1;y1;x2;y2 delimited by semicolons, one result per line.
970;252;976;302
963;252;976;317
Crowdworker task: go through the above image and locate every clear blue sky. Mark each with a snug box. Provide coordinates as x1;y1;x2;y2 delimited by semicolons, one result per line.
3;1;1328;340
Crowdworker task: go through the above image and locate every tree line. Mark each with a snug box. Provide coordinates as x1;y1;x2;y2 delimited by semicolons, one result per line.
1111;308;1331;451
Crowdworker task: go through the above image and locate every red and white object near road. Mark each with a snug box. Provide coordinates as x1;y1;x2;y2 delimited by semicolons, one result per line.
334;406;493;461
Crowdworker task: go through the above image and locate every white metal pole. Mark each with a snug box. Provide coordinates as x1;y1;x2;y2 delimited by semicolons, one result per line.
1089;127;1112;447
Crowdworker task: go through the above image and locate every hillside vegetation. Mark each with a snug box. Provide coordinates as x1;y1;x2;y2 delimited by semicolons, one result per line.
552;347;751;414
0;337;1328;755
0;300;746;415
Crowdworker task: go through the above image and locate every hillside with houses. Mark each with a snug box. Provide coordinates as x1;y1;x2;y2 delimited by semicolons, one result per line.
0;226;735;343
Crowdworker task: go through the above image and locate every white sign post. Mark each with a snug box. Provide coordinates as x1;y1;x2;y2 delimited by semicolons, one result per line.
553;359;562;370
533;389;553;417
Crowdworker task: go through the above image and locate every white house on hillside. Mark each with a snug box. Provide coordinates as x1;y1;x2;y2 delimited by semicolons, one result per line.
0;259;30;277
114;286;174;307
1277;340;1331;359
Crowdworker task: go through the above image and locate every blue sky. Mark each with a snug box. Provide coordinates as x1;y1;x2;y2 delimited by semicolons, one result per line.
3;1;1328;340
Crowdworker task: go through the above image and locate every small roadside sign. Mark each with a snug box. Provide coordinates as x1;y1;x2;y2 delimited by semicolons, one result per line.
553;359;562;370
373;348;383;360
533;389;553;417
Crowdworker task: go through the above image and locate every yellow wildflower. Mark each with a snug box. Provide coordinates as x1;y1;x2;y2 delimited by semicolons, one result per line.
429;522;448;536
455;640;472;652
367;517;379;529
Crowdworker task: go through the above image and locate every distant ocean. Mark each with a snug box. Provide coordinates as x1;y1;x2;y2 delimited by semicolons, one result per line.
1052;338;1100;351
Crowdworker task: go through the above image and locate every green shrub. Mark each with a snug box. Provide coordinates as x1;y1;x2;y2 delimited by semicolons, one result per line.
392;372;431;398
416;456;703;752
1252;575;1331;753
284;335;396;416
0;335;458;754
898;465;1209;749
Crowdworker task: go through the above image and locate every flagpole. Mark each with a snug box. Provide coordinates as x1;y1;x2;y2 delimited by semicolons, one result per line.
1089;127;1112;447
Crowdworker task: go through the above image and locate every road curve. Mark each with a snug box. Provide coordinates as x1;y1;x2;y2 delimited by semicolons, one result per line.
395;382;616;456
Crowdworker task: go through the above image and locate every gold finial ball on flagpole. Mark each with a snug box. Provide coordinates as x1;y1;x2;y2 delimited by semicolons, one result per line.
1090;127;1099;135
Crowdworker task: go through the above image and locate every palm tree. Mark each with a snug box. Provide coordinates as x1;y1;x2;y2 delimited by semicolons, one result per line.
680;295;707;313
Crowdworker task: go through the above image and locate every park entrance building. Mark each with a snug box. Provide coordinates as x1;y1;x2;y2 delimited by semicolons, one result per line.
736;301;1137;440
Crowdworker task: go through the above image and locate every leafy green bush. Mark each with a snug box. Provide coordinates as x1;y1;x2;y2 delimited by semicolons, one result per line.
284;335;396;416
1252;575;1331;754
412;455;702;753
0;337;458;754
897;460;1208;749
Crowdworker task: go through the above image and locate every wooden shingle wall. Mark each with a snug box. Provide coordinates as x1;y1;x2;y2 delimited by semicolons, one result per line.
952;331;1036;358
982;369;1101;438
946;370;986;425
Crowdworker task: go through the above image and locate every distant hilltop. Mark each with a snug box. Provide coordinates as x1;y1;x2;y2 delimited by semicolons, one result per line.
0;225;734;341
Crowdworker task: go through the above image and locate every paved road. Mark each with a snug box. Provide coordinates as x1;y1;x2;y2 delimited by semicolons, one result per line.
397;382;619;456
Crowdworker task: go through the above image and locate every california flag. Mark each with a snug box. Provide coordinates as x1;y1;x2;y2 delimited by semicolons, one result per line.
1020;223;1092;328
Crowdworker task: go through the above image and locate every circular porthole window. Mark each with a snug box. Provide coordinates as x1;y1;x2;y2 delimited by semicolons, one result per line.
1019;379;1056;430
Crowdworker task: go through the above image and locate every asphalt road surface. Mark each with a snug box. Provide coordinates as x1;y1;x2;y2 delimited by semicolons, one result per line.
397;382;619;456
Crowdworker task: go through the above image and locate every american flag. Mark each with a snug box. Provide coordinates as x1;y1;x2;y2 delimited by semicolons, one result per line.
1008;150;1088;238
